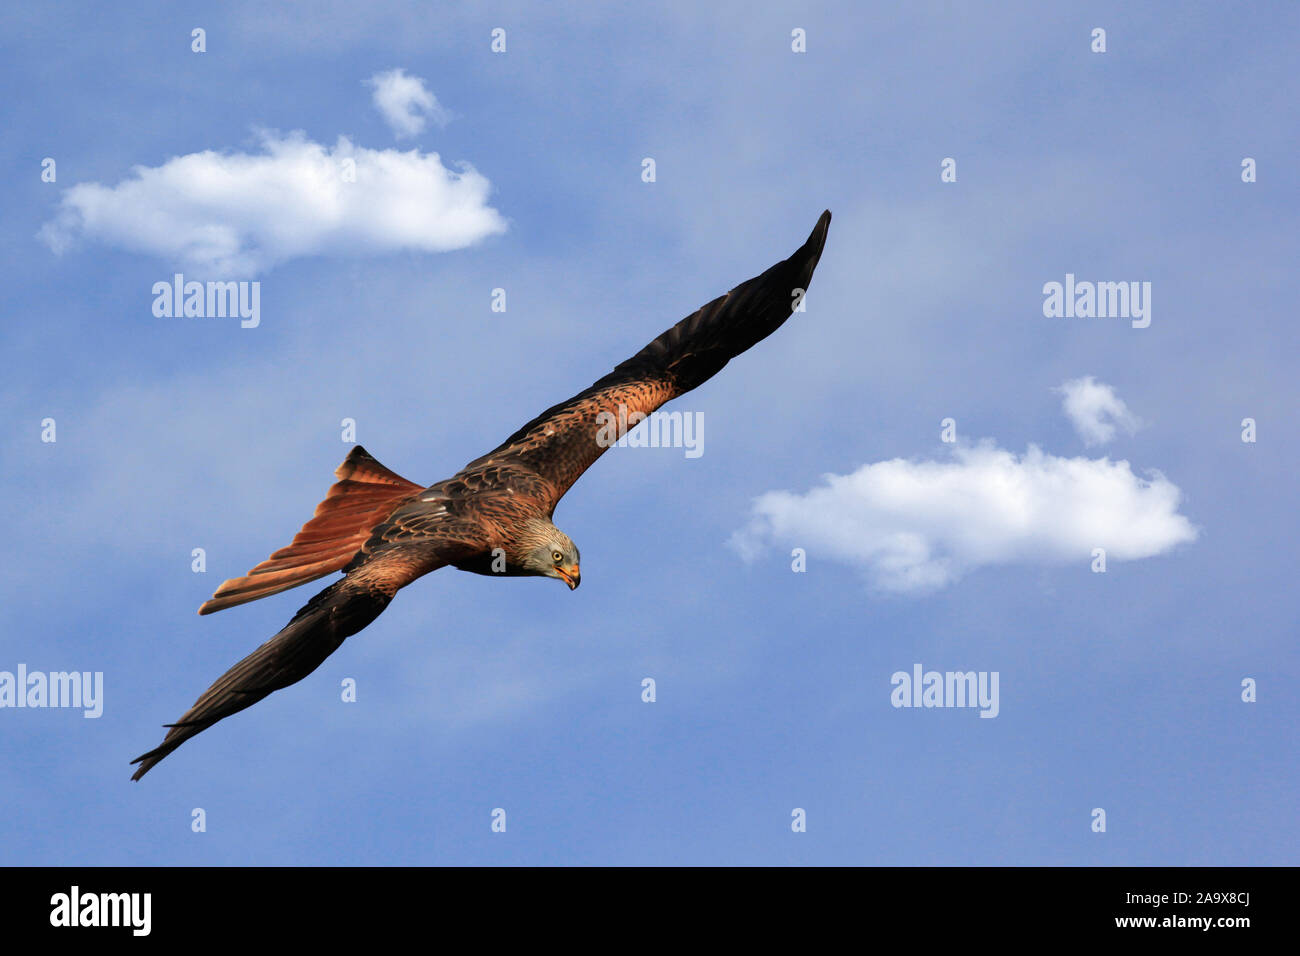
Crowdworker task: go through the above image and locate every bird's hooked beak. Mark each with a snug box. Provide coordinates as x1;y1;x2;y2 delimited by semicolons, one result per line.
556;564;581;590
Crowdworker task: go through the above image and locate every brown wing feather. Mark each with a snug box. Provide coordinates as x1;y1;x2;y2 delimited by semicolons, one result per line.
198;446;423;615
464;210;831;509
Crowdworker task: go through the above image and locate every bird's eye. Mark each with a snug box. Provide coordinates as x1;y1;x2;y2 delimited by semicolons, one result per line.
552;551;563;563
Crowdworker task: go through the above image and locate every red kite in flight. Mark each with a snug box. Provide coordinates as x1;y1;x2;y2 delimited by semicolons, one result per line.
131;210;831;779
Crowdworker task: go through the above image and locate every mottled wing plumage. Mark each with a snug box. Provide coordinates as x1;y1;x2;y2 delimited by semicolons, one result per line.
342;485;498;571
465;210;831;509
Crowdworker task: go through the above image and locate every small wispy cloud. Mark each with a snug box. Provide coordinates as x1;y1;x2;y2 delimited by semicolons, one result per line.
367;68;450;139
731;441;1197;594
1055;376;1142;446
38;129;505;275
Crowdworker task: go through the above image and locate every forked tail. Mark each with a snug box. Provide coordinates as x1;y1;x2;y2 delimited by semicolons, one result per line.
198;446;421;614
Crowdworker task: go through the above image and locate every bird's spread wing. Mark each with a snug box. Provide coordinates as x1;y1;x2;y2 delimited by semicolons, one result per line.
198;446;424;615
133;211;832;779
462;210;831;510
131;528;485;780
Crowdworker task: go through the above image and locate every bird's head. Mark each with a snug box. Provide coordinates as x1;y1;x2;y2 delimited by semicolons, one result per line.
520;519;581;590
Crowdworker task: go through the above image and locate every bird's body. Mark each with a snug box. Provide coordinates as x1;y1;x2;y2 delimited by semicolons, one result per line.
131;210;831;779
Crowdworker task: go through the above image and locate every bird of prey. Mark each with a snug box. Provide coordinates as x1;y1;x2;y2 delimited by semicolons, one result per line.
130;209;831;780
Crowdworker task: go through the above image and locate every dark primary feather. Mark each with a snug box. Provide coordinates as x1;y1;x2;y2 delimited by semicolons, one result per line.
131;578;390;780
464;209;831;510
130;543;481;781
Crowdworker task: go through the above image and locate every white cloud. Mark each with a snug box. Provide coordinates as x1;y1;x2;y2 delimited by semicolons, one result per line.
731;441;1197;593
1055;376;1141;446
367;68;450;138
38;129;505;275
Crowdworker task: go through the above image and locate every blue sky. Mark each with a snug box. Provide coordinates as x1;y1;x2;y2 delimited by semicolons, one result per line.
1;1;1295;865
